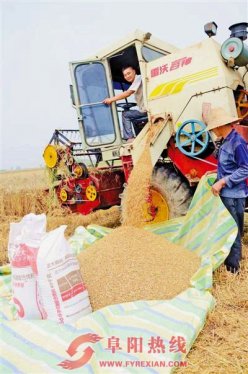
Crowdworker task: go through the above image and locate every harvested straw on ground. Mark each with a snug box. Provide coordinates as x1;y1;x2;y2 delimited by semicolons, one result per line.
46;205;121;236
78;226;200;311
244;212;248;244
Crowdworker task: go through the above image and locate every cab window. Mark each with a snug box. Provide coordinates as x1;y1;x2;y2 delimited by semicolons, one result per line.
75;62;116;146
142;46;166;62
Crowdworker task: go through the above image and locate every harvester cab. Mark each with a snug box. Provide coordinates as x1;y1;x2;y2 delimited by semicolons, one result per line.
44;22;248;220
68;30;177;158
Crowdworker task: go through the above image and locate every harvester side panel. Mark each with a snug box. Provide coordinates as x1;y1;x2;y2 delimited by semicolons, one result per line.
146;38;243;126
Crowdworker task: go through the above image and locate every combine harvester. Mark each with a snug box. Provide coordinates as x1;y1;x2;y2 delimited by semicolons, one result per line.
2;23;248;374
43;22;248;221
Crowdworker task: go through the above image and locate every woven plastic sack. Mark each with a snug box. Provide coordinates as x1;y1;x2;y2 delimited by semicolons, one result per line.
8;213;46;319
37;225;92;323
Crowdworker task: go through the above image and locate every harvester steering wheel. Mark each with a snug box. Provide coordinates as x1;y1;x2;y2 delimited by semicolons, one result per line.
116;103;137;110
175;119;209;157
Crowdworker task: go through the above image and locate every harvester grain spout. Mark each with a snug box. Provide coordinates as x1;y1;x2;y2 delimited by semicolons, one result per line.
131;114;173;167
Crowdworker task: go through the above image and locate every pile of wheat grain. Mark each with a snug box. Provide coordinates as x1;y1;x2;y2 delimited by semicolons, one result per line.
78;226;200;311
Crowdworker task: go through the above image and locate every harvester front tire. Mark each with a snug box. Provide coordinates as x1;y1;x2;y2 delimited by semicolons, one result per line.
151;164;193;219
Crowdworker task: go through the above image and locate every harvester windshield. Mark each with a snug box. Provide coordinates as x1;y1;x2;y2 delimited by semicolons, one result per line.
75;62;116;146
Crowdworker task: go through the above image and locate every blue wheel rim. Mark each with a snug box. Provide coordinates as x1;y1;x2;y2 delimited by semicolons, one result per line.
175;119;209;156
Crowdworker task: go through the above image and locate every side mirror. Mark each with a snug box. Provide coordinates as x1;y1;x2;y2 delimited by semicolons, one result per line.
69;85;76;106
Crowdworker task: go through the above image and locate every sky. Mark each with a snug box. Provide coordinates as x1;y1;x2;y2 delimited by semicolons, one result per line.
0;0;247;170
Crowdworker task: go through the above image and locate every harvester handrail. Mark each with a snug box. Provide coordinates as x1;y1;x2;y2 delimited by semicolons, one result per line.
77;101;105;108
175;86;231;124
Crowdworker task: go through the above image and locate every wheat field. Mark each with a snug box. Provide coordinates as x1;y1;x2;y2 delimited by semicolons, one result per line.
0;168;248;373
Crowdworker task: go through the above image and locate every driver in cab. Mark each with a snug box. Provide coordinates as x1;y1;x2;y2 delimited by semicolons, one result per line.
103;65;147;142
